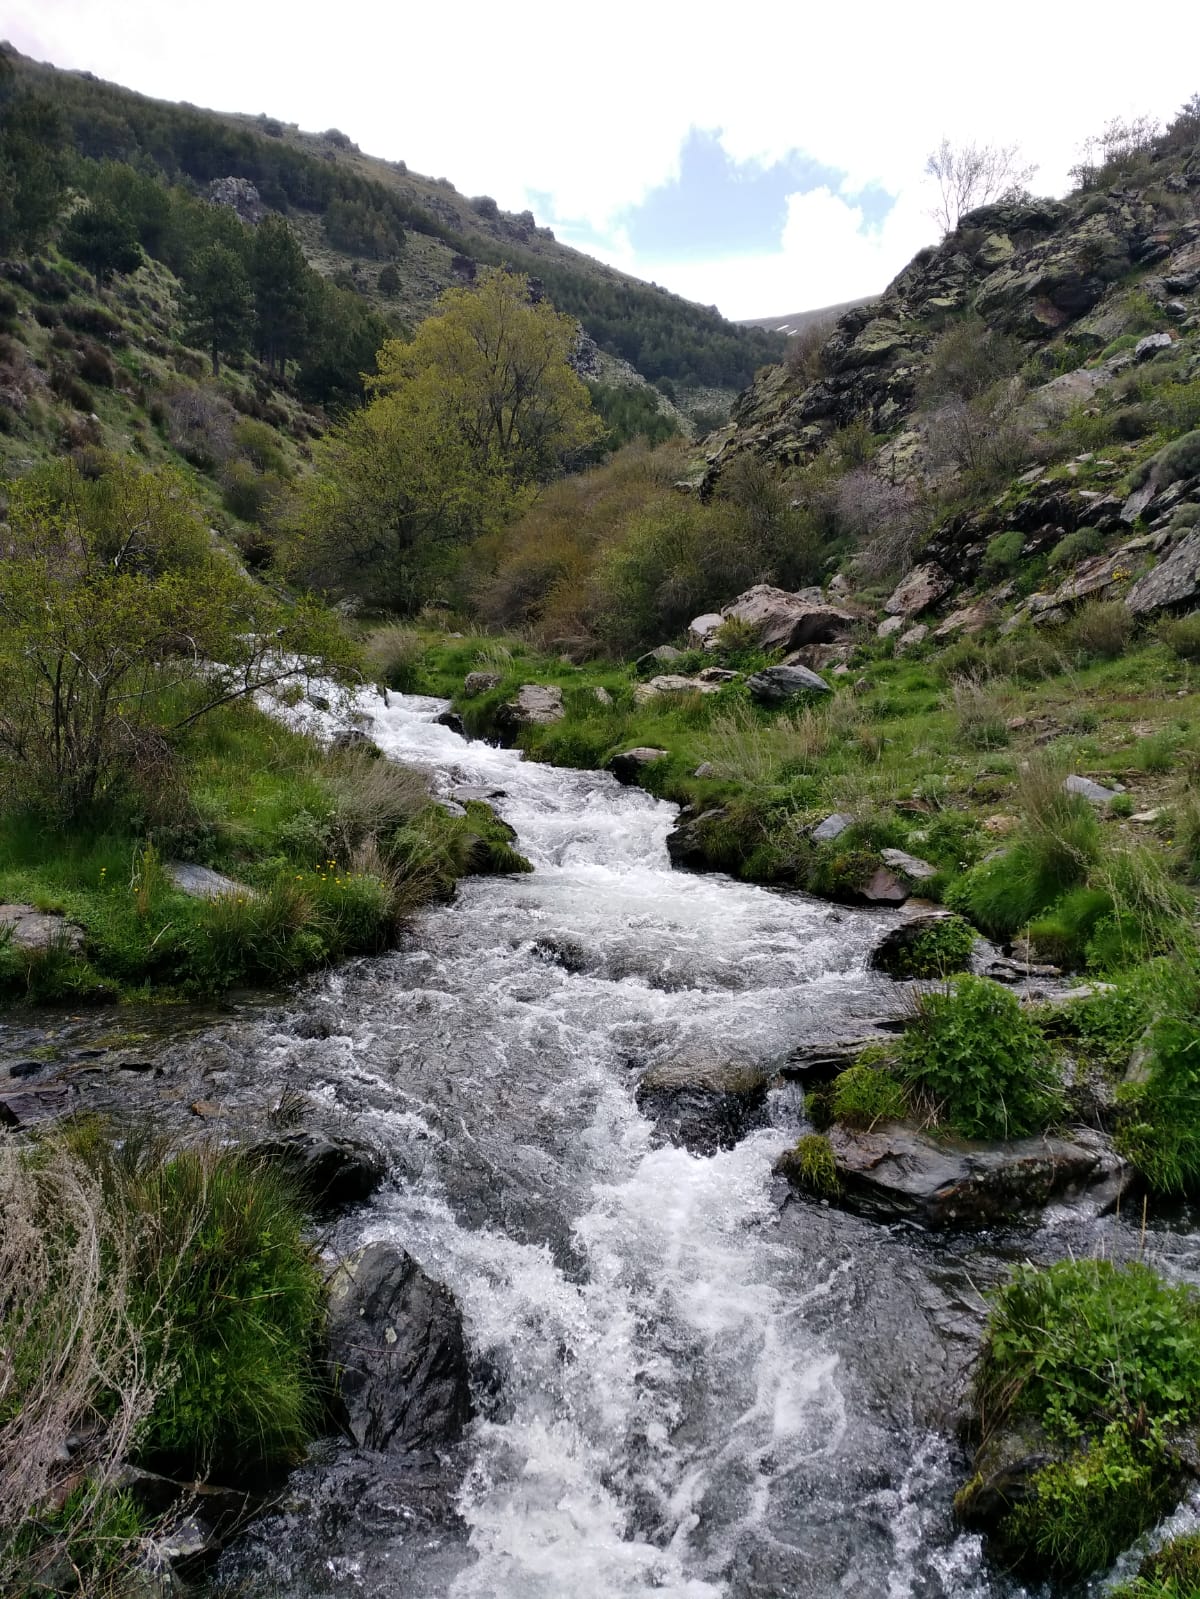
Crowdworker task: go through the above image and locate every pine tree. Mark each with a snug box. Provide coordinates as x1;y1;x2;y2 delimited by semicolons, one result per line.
183;243;252;376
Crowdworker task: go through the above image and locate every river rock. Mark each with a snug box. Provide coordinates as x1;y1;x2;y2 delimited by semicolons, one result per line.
434;709;466;736
633;674;722;704
665;807;728;871
1063;774;1124;806
746;664;831;705
717;584;856;652
811;812;855;844
462;671;501;697
0;1083;73;1128
635;645;685;674
165;864;256;903
880;848;937;883
0;904;84;952
1125;529;1200;614
494;683;564;741
326;1243;472;1457
331;728;383;757
607;747;669;784
451;783;507;803
884;563;953;617
250;1131;386;1216
635;1058;770;1154
794;1124;1130;1229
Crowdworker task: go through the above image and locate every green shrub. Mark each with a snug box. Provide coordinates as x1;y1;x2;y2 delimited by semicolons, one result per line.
461;799;534;874
780;1133;838;1195
899;974;1058;1139
983;530;1024;575
1047;528;1102;571
1156;612;1200;662
1064;599;1135;662
830;1062;908;1129
125;1145;325;1478
875;914;976;978
1005;1428;1178;1580
977;1258;1200;1443
1132;429;1200;492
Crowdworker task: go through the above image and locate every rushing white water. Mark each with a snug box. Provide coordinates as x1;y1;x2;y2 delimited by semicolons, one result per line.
223;689;1032;1598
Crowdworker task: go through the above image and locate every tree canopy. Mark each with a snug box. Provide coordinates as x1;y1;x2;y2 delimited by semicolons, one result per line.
285;270;603;610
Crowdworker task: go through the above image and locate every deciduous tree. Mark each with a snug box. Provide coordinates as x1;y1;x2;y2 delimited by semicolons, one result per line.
924;138;1037;236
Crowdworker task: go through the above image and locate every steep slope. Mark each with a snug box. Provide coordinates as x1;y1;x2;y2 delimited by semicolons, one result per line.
738;297;874;336
6;46;785;413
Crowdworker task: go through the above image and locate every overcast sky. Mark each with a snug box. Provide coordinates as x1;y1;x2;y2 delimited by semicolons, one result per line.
8;1;1200;320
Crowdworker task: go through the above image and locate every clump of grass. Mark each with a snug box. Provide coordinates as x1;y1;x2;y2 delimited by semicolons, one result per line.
948;675;1010;751
830;1061;908;1129
899;974;1059;1140
1156;612;1200;662
1114;963;1200;1193
361;623;425;692
1063;600;1135;662
779;1133;838;1195
1112;1533;1200;1598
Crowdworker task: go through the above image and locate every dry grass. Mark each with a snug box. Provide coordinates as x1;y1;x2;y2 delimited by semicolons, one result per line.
0;1139;161;1590
361;623;424;690
702;702;832;786
323;747;430;858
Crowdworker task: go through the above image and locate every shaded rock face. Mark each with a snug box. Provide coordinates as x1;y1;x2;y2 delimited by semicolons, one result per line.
884;564;953;618
327;1243;472;1457
635;1058;770;1155
717;583;856;651
494;683;564;742
746;663;831;704
1126;528;1200;614
794;1124;1130;1229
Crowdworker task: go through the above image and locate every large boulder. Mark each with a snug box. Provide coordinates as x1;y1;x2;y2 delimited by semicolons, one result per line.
636;1057;770;1154
326;1243;472;1457
1126;529;1200;615
717;584;856;652
687;612;724;646
782;1124;1129;1229
494;683;564;741
746;664;831;705
0;903;84;951
633;674;722;704
884;563;953;617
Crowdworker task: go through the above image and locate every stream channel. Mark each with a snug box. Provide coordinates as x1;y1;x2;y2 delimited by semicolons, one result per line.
16;688;1200;1598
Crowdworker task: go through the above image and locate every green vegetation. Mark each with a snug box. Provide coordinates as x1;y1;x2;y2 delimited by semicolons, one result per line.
899;975;1059;1140
963;1259;1200;1578
829;1061;908;1130
873;915;976;978
1;1129;326;1590
1113;1534;1200;1599
778;1132;838;1195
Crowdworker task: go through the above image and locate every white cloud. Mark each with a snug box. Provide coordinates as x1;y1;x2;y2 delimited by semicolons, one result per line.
7;0;1200;317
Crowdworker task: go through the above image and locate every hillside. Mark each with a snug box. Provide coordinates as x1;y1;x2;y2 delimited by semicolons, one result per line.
5;46;785;416
738;297;874;336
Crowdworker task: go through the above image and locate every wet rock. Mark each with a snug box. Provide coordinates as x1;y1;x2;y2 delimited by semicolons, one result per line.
779;1037;888;1082
434;710;466;736
884;563;953;617
461;671;501;697
607;747;668;784
717;583;856;652
0;904;84;952
165;864;255;902
634;645;685;674
879;848;936;884
802;1124;1130;1229
331;728;382;757
665;807;728;871
635;1057;770;1154
746;663;831;704
494;684;564;741
956;1417;1057;1541
450;783;507;803
0;1083;72;1128
327;1243;472;1457
811;812;855;844
1126;529;1200;614
1063;774;1124;806
250;1131;386;1217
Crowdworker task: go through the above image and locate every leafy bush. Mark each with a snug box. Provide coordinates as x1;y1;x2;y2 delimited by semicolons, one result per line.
1047;528;1101;571
1156;611;1200;662
983;530;1023;575
899;974;1058;1139
830;1062;908;1129
875;914;976;978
